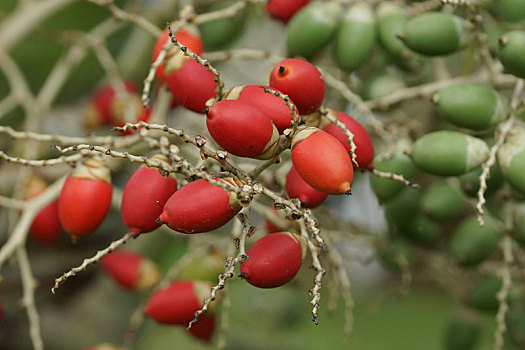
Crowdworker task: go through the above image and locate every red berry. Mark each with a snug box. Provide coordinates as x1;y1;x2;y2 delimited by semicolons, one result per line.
188;314;215;343
286;166;328;208
224;85;298;134
265;0;310;23
206;100;280;158
121;158;178;234
101;250;160;291
166;59;217;113
25;176;62;244
240;232;305;288
144;280;212;325
84;81;144;129
269;58;325;115
323;109;375;169
152;27;203;83
291;127;354;195
58;158;112;240
159;178;242;234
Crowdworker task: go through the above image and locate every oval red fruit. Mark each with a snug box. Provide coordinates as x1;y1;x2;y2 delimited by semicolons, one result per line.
206;100;279;158
188;314;215;343
224;85;298;134
159;178;242;234
240;232;304;288
286;166;328;208
166;59;217;113
30;200;61;244
291;127;354;195
269;58;325;115
152;27;203;83
265;0;310;23
101;250;160;291
121;159;178;234
144;280;211;325
323;109;375;169
58;158;112;240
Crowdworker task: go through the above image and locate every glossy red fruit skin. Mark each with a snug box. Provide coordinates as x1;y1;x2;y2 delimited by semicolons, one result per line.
30;200;61;244
323;110;375;169
206;100;278;158
269;58;325;115
121;167;178;234
166;59;217;113
101;250;141;289
159;179;240;234
286;166;328;208
265;0;310;23
59;177;112;238
189;314;215;343
152;28;203;83
291;128;354;195
91;81;137;125
240;233;303;288
144;281;205;325
225;85;298;134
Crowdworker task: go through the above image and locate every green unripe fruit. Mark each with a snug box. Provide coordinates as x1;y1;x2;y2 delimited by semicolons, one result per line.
376;2;423;70
468;276;502;312
498;131;525;196
501;0;525;23
444;314;481;350
433;83;507;131
459;163;504;198
334;3;376;72
497;31;525;78
411;131;489;176
384;187;421;228
376;236;411;274
400;12;473;56
360;70;405;101
286;2;340;58
512;204;525;246
199;1;246;50
402;214;441;245
507;305;525;347
422;183;465;222
370;148;415;202
450;217;500;267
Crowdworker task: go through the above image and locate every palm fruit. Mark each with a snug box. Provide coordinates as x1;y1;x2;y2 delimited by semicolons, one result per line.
383;187;421;229
512;204;525;245
468;275;502;312
506;305;525;348
410;130;489;176
376;236;412;273
199;1;246;50
360;70;406;101
444;314;481;350
399;12;473;56
159;178;242;234
433;83;507;131
334;3;376;72
240;232;306;288
376;2;422;70
286;166;328;208
501;0;525;23
265;0;310;23
498;128;525;196
370;139;414;202
450;216;500;267
402;214;441;245
459;163;504;198
101;250;161;291
206;100;280;159
498;31;525;79
291;127;354;195
322;109;375;169
422;182;465;222
223;85;297;134
286;2;340;58
144;280;213;325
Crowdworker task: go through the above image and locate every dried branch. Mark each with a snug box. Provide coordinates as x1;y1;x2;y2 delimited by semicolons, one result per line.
370;168;419;188
51;232;134;293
